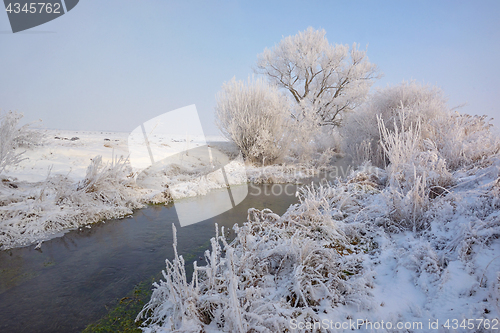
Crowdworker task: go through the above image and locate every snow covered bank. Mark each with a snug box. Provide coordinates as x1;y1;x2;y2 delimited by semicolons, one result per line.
138;109;500;332
0;130;328;250
138;160;500;332
0;130;219;249
0;130;151;249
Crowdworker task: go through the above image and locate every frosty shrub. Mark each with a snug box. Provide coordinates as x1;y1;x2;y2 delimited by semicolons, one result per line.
256;27;379;128
215;77;291;165
427;112;500;170
0;112;25;174
72;155;140;207
341;81;449;167
13;124;44;148
0;111;44;174
77;155;130;193
378;112;428;230
378;110;453;231
342;80;500;172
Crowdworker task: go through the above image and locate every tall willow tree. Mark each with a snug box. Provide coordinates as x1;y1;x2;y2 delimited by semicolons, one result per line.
256;27;381;127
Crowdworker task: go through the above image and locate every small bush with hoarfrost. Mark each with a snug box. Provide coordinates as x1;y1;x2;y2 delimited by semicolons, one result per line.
342;81;500;171
215;77;292;165
0;111;44;174
342;81;450;167
378;111;453;230
428;112;500;170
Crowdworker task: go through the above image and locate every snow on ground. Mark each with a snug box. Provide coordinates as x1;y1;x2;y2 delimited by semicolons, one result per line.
0;130;143;250
0;130;322;250
5;130;127;182
138;159;500;332
3;125;499;333
7;130;227;183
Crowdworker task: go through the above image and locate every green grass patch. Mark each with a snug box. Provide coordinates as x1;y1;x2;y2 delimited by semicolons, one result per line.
81;238;214;332
81;279;154;333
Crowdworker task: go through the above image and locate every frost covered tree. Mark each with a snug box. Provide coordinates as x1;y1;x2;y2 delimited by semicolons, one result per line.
215;77;292;164
256;27;380;127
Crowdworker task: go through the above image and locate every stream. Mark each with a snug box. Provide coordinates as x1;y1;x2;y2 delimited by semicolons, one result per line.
0;183;301;333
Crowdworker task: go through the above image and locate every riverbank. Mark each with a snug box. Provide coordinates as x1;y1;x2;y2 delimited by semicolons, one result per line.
0;130;335;250
140;156;500;332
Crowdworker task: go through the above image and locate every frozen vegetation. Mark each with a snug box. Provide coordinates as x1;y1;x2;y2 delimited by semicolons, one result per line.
2;27;500;333
0;118;152;250
138;104;500;332
137;63;500;332
0;112;326;250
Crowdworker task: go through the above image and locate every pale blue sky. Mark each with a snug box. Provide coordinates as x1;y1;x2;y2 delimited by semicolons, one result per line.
1;0;499;135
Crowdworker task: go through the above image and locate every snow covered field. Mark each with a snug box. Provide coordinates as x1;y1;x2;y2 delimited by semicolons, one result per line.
0;129;317;250
5;130;130;182
0;130;249;250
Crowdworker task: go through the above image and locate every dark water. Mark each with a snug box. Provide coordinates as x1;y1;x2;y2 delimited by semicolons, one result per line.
0;184;300;333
